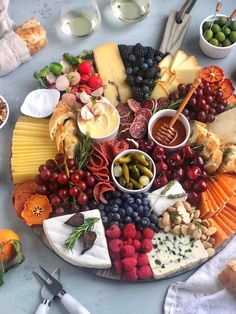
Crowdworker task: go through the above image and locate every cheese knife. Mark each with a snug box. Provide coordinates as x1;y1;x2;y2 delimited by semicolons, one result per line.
33;266;90;314
35;268;59;314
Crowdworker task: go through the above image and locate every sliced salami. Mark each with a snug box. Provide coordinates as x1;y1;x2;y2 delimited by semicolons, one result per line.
120;111;134;124
93;182;115;204
127;98;141;113
142;98;156;111
133;115;148;125
129;121;146;139
118;127;131;140
136;108;152;121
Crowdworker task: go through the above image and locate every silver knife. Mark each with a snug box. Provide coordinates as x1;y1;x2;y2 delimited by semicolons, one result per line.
35;268;59;314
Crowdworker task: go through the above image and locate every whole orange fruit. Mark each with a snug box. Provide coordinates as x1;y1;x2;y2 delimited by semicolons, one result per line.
0;229;20;263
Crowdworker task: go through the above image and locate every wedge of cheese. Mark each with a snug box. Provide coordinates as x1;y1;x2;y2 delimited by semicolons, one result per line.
160;69;172;82
170;50;188;72
174;66;202;85
174;55;199;70
93;42;131;106
158;54;173;70
151;82;169;99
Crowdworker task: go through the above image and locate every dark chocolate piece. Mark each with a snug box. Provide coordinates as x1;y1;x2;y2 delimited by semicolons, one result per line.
65;213;84;227
81;230;97;254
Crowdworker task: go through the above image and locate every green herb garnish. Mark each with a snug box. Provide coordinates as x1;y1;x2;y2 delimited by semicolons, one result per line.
170;212;179;222
193;145;204;155
76;131;93;169
223;146;232;160
34;66;50;88
64;217;99;251
161;180;176;195
49;62;63;76
63;52;80;66
167;193;187;199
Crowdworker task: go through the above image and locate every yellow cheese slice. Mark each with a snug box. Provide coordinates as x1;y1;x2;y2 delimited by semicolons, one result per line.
158;54;173;70
170;50;189;72
17;116;49;124
151;83;169;99
160;69;172;82
94;42;131;106
174;66;202;85
174;56;199;70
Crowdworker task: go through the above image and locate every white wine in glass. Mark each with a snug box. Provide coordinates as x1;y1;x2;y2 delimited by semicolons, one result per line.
60;0;101;37
111;0;151;23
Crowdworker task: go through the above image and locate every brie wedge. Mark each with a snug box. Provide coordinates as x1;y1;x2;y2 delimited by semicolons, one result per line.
43;209;111;269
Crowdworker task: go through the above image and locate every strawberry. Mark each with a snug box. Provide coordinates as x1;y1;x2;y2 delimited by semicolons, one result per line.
88;75;103;90
137;265;153;280
109;239;123;253
78;61;92;74
113;260;123;274
123;223;136;239
134;230;142;240
123;267;138;281
142;227;154;239
106;224;121;239
121;245;135;258
141;239;153;253
132;239;141;252
137;253;149;266
122;257;137;272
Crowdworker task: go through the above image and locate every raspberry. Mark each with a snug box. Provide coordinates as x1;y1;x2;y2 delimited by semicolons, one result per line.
109;239;123;253
142;227;154;239
123;223;136;239
106;224;121;239
132;239;141;252
141;239;153;253
137;253;149;266
137;265;153;280
113;260;123;274
109;251;121;261
122;257;137;272
78;61;92;74
123;238;133;245
121;245;135;258
123;267;138;281
135;230;142;240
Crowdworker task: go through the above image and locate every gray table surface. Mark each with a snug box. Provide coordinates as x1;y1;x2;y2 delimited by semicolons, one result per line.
0;0;235;313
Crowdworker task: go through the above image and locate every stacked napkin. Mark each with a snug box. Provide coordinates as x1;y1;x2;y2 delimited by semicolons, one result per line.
164;236;236;314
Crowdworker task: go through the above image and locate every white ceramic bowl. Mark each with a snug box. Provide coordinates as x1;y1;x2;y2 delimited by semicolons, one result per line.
148;109;190;153
199;14;236;59
0;95;9;130
77;103;120;143
111;149;156;194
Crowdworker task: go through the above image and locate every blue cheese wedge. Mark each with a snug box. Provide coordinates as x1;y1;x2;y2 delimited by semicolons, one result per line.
148;231;208;279
147;181;187;216
43;209;111;269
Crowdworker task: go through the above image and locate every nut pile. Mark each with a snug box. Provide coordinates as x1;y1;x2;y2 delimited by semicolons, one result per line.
158;201;217;257
0;97;7;126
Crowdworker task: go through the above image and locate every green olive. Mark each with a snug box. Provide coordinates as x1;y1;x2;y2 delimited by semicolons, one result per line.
203;21;211;31
230;21;236;31
222;38;232;47
222;27;231;37
217;17;228;27
215;31;226;43
209;38;219;46
203;29;213;41
229;31;236;43
212;23;221;34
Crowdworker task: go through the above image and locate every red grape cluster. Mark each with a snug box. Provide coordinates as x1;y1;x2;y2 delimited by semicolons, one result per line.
138;140;208;206
35;153;96;216
170;81;228;123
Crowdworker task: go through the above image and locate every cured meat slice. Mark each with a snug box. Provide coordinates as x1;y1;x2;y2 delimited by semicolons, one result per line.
136;108;152;121
117;103;129;116
133;115;148;125
142;98;156;111
120;111;134;124
129;121;146;139
118;128;131;140
93;182;115;204
127;98;141;113
113;140;129;156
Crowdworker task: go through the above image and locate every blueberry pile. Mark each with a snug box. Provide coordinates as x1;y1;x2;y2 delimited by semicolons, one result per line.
118;43;167;102
98;191;159;232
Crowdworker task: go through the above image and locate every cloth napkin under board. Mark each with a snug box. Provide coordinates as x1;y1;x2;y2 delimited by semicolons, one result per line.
164;236;236;314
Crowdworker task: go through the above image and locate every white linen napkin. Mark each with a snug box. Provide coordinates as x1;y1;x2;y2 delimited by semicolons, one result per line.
164;236;236;314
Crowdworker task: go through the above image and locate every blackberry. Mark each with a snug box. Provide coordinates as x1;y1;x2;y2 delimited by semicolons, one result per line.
118;44;133;59
132;87;144;102
135;57;145;66
126;75;135;86
133;43;145;57
145;46;155;59
143;78;153;87
144;68;156;78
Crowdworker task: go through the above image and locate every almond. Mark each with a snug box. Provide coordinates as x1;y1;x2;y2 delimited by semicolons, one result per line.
181;225;188;235
206;227;217;236
167;206;177;213
163;225;171;233
193;228;202;240
202;241;213;249
207;248;215;257
173;225;181;235
162;212;170;226
183;202;192;212
194;210;201;219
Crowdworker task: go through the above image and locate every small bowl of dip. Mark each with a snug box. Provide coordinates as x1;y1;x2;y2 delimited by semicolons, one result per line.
148;109;190;152
0;96;9;130
77;99;120;142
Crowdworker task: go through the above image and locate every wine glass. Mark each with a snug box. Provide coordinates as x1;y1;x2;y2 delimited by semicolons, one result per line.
110;0;151;23
60;0;101;37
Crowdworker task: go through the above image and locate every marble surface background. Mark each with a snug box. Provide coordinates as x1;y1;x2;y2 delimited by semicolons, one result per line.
0;0;235;313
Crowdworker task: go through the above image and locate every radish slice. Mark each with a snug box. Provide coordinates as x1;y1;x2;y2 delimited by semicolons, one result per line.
62;92;77;104
46;72;57;84
100;96;112;105
60;60;72;73
55;75;70;91
91;103;105;116
80;105;94;120
79;90;91;104
91;87;104;97
68;71;81;86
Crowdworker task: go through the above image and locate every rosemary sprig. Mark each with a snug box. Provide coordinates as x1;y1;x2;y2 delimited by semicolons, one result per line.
223;146;232;160
193;145;204;155
76;131;93;169
166;193;187;199
170;212;179;222
64;217;99;251
160;180;176;195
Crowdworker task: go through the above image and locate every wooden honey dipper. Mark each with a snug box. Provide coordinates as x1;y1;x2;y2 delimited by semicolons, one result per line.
155;77;202;145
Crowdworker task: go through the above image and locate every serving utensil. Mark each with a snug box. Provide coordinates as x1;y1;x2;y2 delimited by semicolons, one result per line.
209;2;222;30
33;266;90;314
221;9;236;31
155;78;201;145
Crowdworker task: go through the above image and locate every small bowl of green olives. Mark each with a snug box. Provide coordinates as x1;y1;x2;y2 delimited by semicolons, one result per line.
111;149;156;194
200;14;236;58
